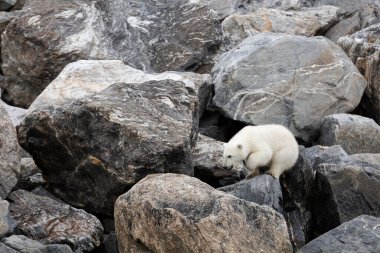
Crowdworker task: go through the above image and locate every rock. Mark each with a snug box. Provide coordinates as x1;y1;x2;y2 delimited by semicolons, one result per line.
10;0;23;10
0;0;16;11
192;134;244;187
18;79;198;215
312;161;380;237
1;235;73;253
0;200;16;239
2;0;220;107
8;189;103;252
318;114;380;154
313;0;380;11
115;173;292;253
94;232;118;253
222;6;338;48
324;4;379;42
0;103;19;199
218;174;283;214
338;24;380;123
281;145;349;245
299;215;380;253
211;33;367;143
28;60;211;117
0;11;20;39
350;153;380;166
0;100;26;127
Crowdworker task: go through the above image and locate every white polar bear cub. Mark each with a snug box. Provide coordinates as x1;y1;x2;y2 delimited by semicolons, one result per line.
223;124;299;179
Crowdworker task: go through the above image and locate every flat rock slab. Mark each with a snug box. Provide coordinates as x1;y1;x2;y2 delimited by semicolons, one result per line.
318;114;380;154
115;173;292;253
8;189;103;252
18;79;198;215
212;33;366;143
299;215;380;253
1;235;73;253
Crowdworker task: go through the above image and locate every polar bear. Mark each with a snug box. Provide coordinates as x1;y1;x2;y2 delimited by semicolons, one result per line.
223;124;299;179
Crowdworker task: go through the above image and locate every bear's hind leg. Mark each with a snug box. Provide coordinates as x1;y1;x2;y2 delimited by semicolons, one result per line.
266;147;296;178
245;148;272;179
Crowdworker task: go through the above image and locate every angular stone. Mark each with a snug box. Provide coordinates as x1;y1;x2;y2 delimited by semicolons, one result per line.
324;4;379;42
1;235;73;253
212;33;367;142
281;145;349;244
312;161;380;237
2;0;220;107
28;60;211;117
313;0;380;11
115;173;292;253
0;200;16;239
219;174;283;214
0;103;19;199
8;189;103;252
299;215;380;253
222;6;338;48
318;114;380;154
0;0;16;11
18;79;198;215
338;24;380;123
16;158;46;191
192;134;244;187
350;153;380;166
0;100;26;127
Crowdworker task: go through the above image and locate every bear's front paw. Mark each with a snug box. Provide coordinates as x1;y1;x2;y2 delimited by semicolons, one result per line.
245;170;260;180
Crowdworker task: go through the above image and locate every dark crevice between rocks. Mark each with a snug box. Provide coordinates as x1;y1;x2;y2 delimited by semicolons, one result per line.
198;109;248;142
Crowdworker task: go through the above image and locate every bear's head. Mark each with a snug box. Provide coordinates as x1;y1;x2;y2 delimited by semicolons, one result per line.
222;142;248;169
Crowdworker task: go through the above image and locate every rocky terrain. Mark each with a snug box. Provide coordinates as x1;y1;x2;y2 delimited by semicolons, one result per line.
0;0;380;252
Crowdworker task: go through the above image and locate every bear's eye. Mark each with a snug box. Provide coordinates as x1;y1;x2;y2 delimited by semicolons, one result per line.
227;155;232;159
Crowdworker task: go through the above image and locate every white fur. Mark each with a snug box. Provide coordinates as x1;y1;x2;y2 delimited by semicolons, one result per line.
223;124;299;178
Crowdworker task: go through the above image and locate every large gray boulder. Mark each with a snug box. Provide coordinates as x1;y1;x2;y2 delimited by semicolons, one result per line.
115;173;292;253
1;235;73;253
211;33;367;142
312;161;380;237
299;215;380;253
1;0;221;107
192;134;244;187
0;103;19;199
18;80;198;215
219;174;283;214
222;6;338;48
313;0;380;11
28;60;211;117
8;189;103;252
318;114;380;154
338;24;380;123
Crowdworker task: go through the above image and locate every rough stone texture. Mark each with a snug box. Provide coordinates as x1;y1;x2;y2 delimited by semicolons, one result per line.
0;11;20;39
219;174;283;214
312;161;380;237
28;60;211;117
299;215;380;253
1;235;73;253
0;103;19;199
0;200;16;239
0;0;16;11
324;4;379;42
211;33;367;143
1;0;220;107
115;173;292;253
281;145;349;245
350;153;380;166
338;24;380;123
0;100;26;127
18;80;198;215
8;189;103;252
192;134;244;187
222;6;338;48
313;0;380;11
16;158;46;191
318;114;380;154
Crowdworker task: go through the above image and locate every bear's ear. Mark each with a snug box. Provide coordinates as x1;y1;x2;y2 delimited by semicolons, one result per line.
237;144;243;150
